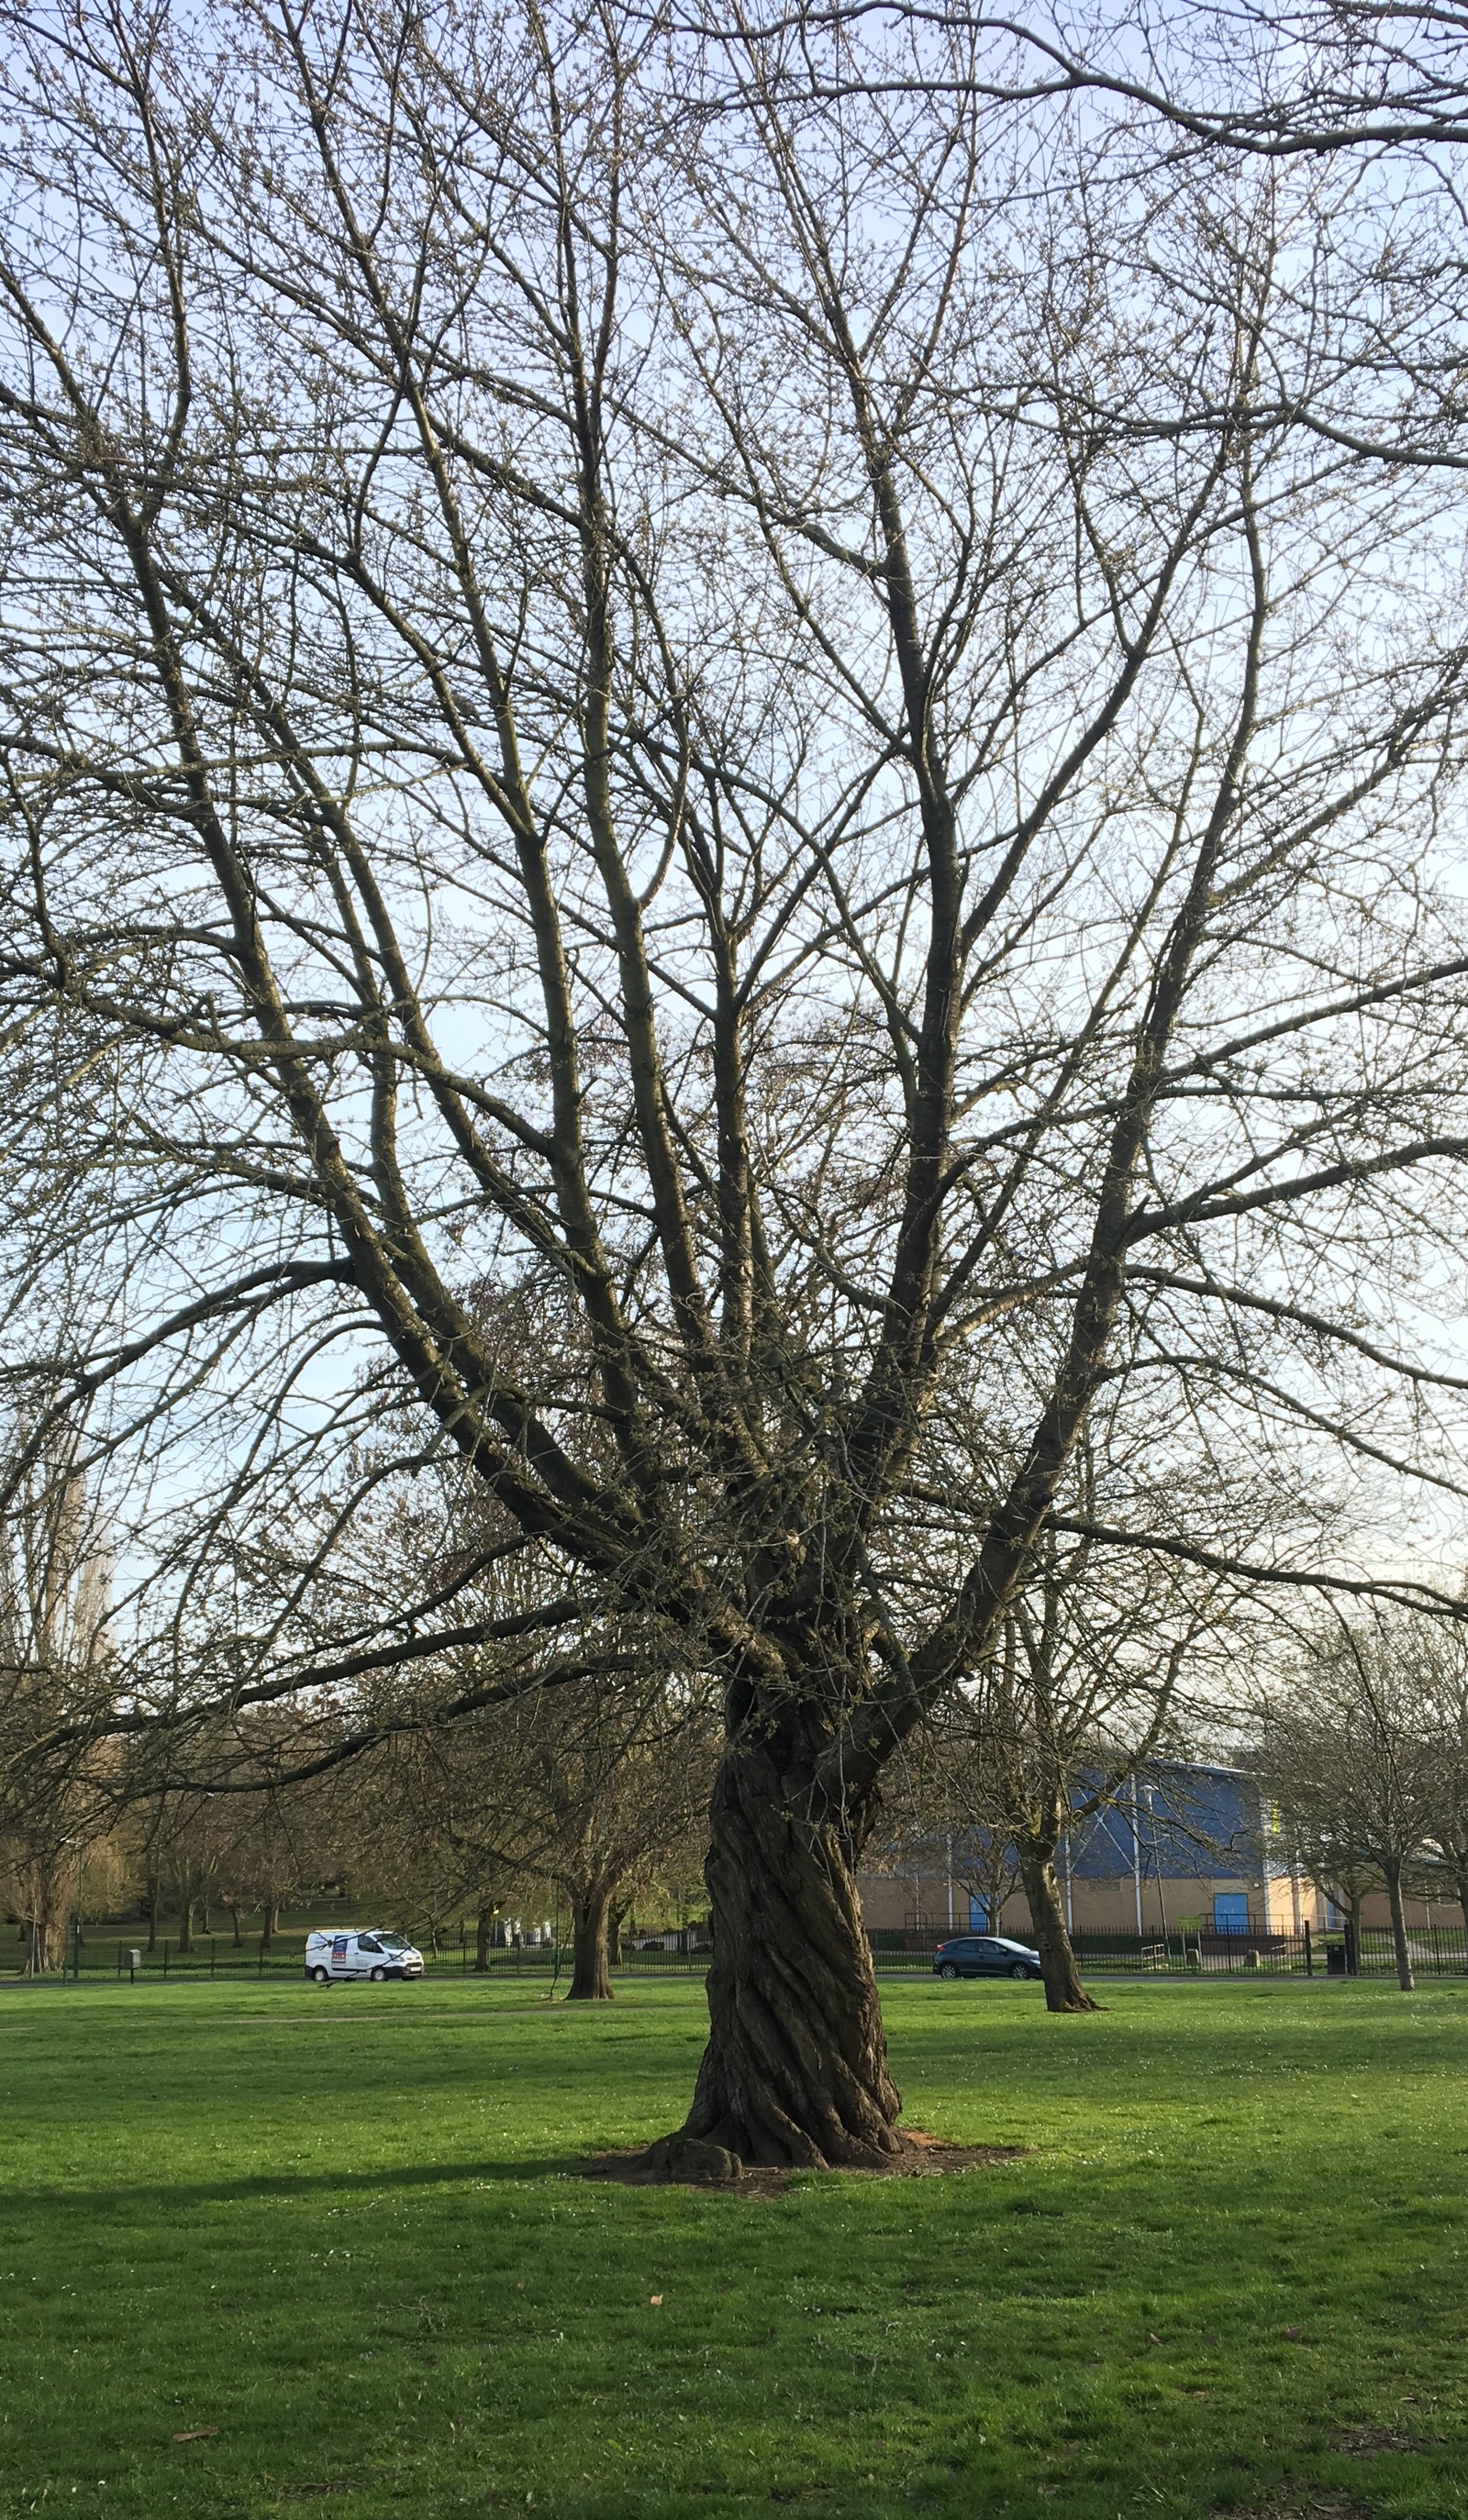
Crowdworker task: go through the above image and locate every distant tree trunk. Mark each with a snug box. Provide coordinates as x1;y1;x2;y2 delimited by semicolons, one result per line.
568;1880;614;2001
474;1905;494;1973
1454;1863;1468;1968
198;1889;211;1936
176;1877;194;1954
145;1872;159;1952
1018;1841;1100;2014
608;1902;628;1967
227;1901;243;1947
261;1900;278;1950
21;1905;64;1975
19;1847;72;1974
1347;1887;1363;1972
1384;1857;1415;1992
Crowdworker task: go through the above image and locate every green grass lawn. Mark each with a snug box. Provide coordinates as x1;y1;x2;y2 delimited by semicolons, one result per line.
1;1976;1463;2520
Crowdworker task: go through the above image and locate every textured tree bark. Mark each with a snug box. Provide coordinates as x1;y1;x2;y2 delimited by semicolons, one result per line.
22;1913;64;1973
1018;1842;1100;2013
1384;1857;1415;1992
673;1737;904;2170
567;1882;614;2001
474;1904;494;1974
19;1848;68;1974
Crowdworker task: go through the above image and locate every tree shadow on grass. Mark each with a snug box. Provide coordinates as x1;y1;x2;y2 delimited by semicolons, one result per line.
6;2132;1029;2218
2;2154;603;2215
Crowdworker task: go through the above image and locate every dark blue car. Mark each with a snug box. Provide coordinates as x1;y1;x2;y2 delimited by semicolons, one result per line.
932;1933;1043;1982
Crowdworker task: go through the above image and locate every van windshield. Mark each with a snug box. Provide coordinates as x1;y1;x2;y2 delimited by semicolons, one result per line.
378;1934;411;1952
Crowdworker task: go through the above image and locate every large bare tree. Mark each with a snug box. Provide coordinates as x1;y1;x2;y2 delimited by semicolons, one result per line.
5;3;1468;2164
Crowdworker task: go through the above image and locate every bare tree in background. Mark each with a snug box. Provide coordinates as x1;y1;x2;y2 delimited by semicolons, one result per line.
1260;1621;1443;1989
1370;1609;1468;1937
525;1684;716;2001
0;1435;114;1971
911;1493;1238;2011
5;4;1468;2163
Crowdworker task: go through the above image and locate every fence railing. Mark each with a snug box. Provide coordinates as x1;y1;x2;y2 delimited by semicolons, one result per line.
875;1921;1468;1978
0;1928;717;1982
7;1918;1467;1983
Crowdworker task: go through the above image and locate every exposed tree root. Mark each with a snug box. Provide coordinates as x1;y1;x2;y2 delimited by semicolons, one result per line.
584;2128;1025;2193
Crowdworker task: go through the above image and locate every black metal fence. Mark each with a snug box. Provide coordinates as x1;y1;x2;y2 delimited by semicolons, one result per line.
877;1920;1468;1978
7;1917;1467;1984
0;1926;717;1983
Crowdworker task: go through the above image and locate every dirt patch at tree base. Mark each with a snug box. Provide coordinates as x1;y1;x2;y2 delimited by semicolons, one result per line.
583;2129;1025;2194
1332;2423;1440;2457
1212;2500;1372;2519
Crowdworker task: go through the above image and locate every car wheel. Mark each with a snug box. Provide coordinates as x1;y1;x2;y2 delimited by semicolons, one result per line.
312;1966;329;1985
1009;1961;1029;1981
371;1965;386;1982
938;1961;959;1980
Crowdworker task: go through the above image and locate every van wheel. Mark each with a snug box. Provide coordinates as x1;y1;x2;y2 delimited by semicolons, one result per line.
371;1966;386;1982
312;1966;330;1985
938;1962;959;1980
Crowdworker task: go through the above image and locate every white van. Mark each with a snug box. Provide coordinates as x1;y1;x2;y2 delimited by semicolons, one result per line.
305;1927;425;1984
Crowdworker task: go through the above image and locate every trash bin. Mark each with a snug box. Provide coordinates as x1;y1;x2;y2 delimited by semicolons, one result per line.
1326;1944;1348;1976
126;1948;141;1982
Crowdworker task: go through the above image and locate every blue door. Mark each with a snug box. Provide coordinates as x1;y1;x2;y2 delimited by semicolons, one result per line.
1213;1893;1249;1934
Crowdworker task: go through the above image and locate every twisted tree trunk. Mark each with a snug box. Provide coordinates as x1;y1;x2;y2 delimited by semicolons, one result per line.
1018;1842;1099;2014
668;1735;904;2172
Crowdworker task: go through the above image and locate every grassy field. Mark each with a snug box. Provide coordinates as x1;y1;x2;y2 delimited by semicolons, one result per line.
1;1977;1463;2520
